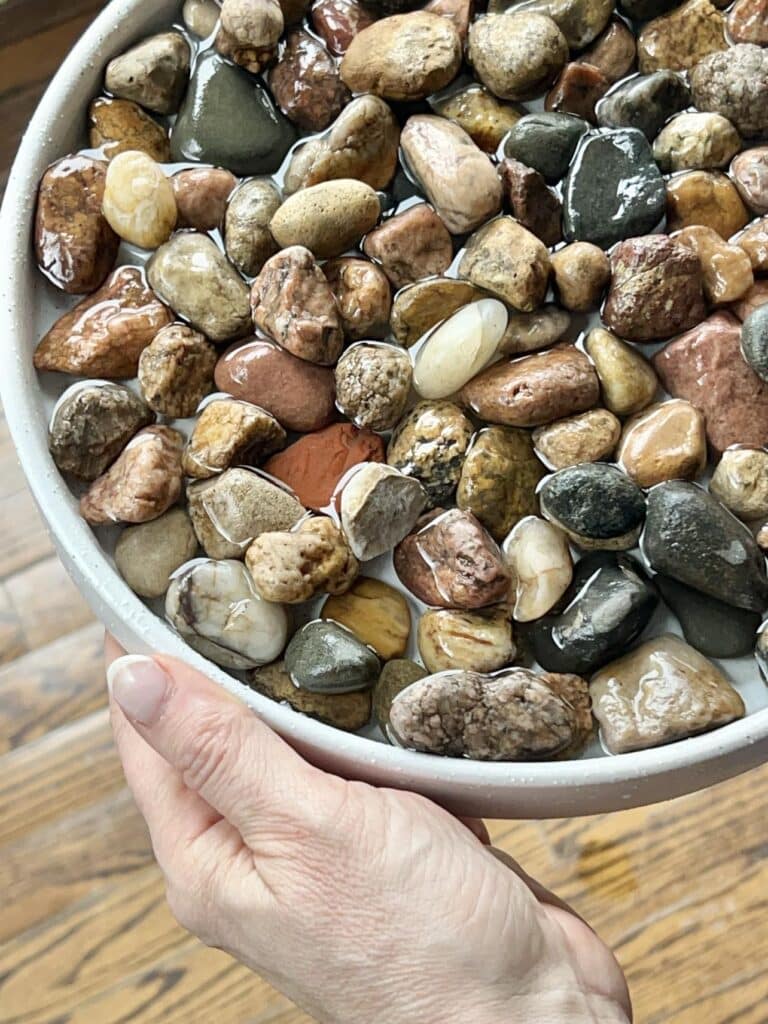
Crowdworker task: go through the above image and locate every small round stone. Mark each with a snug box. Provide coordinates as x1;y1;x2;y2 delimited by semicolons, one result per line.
666;170;750;238
323;258;391;341
418;608;515;674
731;148;768;216
183;398;286;480
532;409;621;470
335;343;412;432
502;516;573;623
468;12;568;102
550;242;610;312
138;323;218;419
115;508;198;599
285;620;380;694
652;112;741;173
617;400;707;489
250;660;372;731
742;305;768;382
322;577;412;660
387;401;474;508
172;167;237;231
539;462;646;549
102;151;177;249
585;327;658;416
710;447;768;521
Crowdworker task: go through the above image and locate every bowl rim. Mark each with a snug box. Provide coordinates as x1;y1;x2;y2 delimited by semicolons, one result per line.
2;0;768;817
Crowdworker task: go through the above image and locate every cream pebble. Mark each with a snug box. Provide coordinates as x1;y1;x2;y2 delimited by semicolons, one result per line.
413;299;508;400
102;150;177;249
503;516;573;623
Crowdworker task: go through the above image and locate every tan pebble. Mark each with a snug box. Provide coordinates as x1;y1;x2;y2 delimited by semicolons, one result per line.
459;216;551;312
250;660;372;731
418;607;515;674
673;225;754;304
666;170;750;238
502;516;573;622
550;242;610;312
114;508;198;599
532;408;621;470
733;217;768;273
585;326;658;416
102;151;177;249
710;447;768;520
324;258;391;341
138;323;217;419
89;97;171;162
498;305;571;355
637;0;726;74
182;398;287;479
468;11;568;101
322;577;411;660
390;278;481;348
270;178;380;259
617;399;707;489
429;82;524;153
652;111;741;173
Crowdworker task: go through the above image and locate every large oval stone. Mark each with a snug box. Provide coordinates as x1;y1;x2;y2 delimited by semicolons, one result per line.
539;462;646;549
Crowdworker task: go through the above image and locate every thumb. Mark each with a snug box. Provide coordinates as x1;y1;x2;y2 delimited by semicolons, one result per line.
107;653;345;845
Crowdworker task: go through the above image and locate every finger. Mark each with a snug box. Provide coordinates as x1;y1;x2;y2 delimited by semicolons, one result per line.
488;847;590;924
106;651;343;846
458;817;491;844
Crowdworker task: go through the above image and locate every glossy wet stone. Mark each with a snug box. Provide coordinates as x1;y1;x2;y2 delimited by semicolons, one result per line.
742;306;768;383
652;112;742;173
727;0;768;44
102;151;177;250
311;0;377;54
173;168;237;232
656;577;760;659
498;306;571;355
336;343;412;431
324;259;391;341
498;159;562;246
183;398;286;479
183;0;221;36
579;18;636;84
637;0;726;74
733;279;768;321
250;660;372;731
526;551;658;675
115;508;199;600
340;462;427;560
413;300;508;401
418;607;515;674
503;516;573;623
363;204;453;289
322;577;412;659
735;218;768;274
270;179;380;260
429;82;524;153
138;323;217;419
224;178;280;278
666;170;750;238
506;0;613;48
690;45;768;139
105;31;191;115
532;409;621;470
585;327;658;417
457;427;545;541
89;97;171;163
269;28;350;131
171;52;296;175
563;128;665;249
550;242;609;312
285;620;380;694
458;217;550;312
388;401;474;508
468;12;568;102
709;447;768;521
545;62;609;123
502;111;588;184
541;463;646;550
374;659;427;729
618;400;707;489
597;71;690;141
591;635;745;754
731;148;768;216
643;480;768;612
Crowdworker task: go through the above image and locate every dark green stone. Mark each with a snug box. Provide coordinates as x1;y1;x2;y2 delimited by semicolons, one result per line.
656;576;760;659
642;481;768;613
502;112;589;184
171;52;296;176
540;463;646;545
597;71;691;141
285;620;381;694
741;305;768;383
563;128;665;248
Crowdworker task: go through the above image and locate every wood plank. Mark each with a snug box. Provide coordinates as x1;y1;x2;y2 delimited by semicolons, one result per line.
0;485;55;581
2;554;94;658
0;0;105;50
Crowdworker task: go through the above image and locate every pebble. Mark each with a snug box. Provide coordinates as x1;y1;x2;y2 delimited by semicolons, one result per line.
387;401;474;507
637;0;726;74
458;217;551;312
418;608;515;674
591;635;744;754
545;62;609;123
656;576;761;659
666;170;749;238
731;148;768;216
251;660;372;731
282;0;314;26
457;427;545;541
585;327;658;417
284;95;400;194
502;111;588;184
216;0;283;71
733;279;768;321
618;0;677;18
167;558;289;670
735;218;768;274
388;667;592;760
35;155;118;295
652;112;741;173
171;52;296;175
340;462;428;560
727;0;768;44
80;425;184;525
137;324;217;419
270;179;380;259
269;28;350;131
324;259;390;342
468;12;568;101
246;516;359;602
215;338;336;433
114;508;199;599
413;300;508;401
618;400;707;489
527;551;658;675
597;70;689;141
363;204;453;289
400;116;503;236
183;398;286;479
394;508;510;609
499;159;562;246
603;235;706;342
172;168;237;232
507;0;613;49
709;447;768;521
563;128;665;249
264;422;385;509
643;480;768;611
148;233;251;344
48;382;154;482
224;178;280;278
322;577;412;659
34;267;171;378
532;409;621;469
653;311;768;455
311;0;376;54
429;82;524;153
374;659;427;729
550;242;609;312
503;515;573;622
102;151;177;250
461;345;599;428
89;97;171;163
187;467;305;559
251;246;343;365
105;32;190;115
424;0;473;41
340;12;461;100
390;278;481;348
673;225;754;305
541;463;646;550
335;343;412;432
690;45;768;139
579;18;636;83
742;306;768;382
285;620;380;694
183;0;221;37
498;306;571;355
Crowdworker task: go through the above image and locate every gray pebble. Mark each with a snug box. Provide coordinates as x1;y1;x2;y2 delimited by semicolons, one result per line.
285;620;381;694
115;508;199;599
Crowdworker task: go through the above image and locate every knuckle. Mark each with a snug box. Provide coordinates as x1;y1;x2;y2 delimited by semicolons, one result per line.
178;707;245;795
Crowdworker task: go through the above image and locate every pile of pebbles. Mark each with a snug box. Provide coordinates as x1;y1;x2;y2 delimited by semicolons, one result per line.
32;0;768;760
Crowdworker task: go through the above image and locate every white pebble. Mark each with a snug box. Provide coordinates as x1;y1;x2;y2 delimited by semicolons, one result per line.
413;298;508;399
103;150;177;249
503;516;573;623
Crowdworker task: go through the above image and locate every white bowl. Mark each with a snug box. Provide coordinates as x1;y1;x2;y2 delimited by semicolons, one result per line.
3;0;768;818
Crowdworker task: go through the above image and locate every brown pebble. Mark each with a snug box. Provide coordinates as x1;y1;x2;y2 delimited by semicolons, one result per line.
311;0;376;55
666;170;750;238
550;242;609;312
545;62;609;123
617;400;707;488
363;205;453;289
579;18;636;83
268;28;350;131
88;97;171;162
498;159;562;247
172;168;237;231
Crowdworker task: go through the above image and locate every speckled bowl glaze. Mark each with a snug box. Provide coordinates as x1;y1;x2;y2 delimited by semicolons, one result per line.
3;0;768;819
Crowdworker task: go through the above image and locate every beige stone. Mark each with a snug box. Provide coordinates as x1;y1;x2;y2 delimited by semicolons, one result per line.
417;607;515;674
585;326;658;416
533;409;621;470
617;400;707;489
322;577;411;660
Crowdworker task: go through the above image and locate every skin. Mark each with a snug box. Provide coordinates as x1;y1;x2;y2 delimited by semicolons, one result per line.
105;635;632;1024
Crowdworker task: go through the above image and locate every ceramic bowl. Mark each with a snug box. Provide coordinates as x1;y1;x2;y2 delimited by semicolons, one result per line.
3;0;768;818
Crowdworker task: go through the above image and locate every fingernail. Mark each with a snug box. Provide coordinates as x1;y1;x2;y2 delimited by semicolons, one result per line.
107;655;171;725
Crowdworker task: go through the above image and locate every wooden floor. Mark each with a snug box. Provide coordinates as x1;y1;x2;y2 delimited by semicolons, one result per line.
3;6;768;1023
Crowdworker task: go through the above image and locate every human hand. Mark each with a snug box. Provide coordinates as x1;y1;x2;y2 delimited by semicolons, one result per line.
106;637;632;1024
